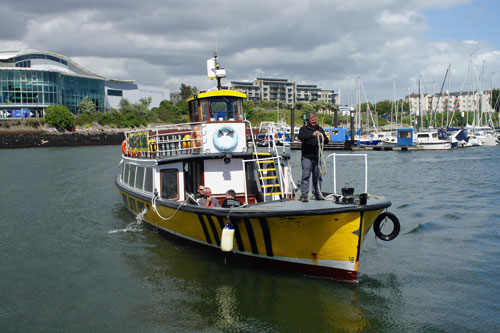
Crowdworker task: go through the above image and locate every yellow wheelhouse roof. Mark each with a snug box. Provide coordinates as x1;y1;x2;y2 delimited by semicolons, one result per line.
186;90;247;102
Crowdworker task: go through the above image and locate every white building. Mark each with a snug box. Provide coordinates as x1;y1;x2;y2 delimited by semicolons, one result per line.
407;91;495;116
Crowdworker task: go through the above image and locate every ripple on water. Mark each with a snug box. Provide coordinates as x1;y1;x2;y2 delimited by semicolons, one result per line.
406;222;446;235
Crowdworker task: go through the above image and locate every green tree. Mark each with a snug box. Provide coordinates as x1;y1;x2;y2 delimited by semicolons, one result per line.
373;100;392;116
44;105;76;131
79;97;95;115
153;100;175;123
243;101;256;120
492;88;500;112
139;96;152;108
180;83;197;100
173;99;189;123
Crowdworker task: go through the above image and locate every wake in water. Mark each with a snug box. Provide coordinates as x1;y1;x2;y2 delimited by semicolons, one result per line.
108;208;147;234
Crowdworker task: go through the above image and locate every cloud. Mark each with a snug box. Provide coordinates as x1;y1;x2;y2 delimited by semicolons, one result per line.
0;0;498;101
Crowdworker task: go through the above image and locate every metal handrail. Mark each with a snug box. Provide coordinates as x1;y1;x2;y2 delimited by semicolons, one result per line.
326;153;368;194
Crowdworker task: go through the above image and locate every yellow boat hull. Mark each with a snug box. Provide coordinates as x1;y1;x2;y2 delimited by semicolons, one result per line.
119;189;385;281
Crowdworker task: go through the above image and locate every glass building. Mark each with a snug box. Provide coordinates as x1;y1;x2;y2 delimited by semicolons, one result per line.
0;50;169;119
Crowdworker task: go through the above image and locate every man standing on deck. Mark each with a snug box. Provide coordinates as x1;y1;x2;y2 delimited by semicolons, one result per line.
298;112;329;202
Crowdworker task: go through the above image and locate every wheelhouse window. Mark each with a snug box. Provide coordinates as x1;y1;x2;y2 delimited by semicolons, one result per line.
189;100;200;122
160;169;179;199
208;97;240;121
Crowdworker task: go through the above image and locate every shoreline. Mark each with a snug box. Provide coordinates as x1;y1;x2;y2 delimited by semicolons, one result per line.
0;127;126;149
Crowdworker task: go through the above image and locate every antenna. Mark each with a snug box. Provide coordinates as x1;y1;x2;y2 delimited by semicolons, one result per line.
214;30;218;54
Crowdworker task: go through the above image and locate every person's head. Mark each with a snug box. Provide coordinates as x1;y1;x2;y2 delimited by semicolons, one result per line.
197;185;205;196
225;189;236;198
203;187;212;198
308;112;318;127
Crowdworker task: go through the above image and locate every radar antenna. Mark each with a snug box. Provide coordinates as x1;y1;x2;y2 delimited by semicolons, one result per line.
206;52;226;90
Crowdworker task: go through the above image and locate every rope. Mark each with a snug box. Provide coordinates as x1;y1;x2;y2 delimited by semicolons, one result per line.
316;132;330;200
317;133;327;175
151;193;198;221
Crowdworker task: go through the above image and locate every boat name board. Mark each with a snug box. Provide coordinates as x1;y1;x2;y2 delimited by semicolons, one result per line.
127;131;150;152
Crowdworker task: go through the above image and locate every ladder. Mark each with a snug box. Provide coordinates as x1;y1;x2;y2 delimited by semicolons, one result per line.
253;152;284;201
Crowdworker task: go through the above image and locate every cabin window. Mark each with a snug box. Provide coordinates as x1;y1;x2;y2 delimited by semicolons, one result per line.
399;131;411;139
122;163;130;183
144;167;153;193
135;166;145;190
160;169;179;199
129;164;136;188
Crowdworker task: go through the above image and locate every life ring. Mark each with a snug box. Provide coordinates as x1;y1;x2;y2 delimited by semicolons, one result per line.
213;125;238;152
373;212;400;241
121;140;127;154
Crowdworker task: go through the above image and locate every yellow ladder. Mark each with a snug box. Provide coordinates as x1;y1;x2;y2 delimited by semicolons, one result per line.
253;152;283;199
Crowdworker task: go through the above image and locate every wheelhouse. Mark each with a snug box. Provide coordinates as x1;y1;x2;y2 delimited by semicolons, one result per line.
187;90;246;122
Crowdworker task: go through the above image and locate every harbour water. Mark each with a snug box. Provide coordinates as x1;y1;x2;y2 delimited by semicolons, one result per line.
1;145;499;331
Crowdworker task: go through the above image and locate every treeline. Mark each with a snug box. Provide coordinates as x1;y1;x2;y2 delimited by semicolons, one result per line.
8;84;498;132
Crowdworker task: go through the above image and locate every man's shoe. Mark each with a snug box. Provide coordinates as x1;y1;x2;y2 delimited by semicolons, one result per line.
300;195;309;202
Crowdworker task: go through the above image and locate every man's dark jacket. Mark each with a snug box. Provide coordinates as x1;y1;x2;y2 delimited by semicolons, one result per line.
298;124;329;159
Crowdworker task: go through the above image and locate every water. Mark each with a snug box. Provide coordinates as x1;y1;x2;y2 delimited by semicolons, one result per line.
1;145;499;331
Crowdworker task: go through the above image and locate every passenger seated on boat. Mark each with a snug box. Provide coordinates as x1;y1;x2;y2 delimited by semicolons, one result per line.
195;185;205;199
221;189;241;208
197;187;220;207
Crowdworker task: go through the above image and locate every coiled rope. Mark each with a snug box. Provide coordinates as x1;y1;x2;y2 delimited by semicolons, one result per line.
316;132;333;200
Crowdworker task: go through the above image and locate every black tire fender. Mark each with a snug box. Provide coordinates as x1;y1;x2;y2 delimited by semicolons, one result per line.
373;212;400;241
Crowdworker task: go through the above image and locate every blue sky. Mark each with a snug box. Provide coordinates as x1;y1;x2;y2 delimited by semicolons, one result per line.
1;0;499;101
424;0;499;47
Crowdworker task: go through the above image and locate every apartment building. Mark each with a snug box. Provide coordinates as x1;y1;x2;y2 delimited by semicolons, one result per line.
231;78;337;105
407;91;495;116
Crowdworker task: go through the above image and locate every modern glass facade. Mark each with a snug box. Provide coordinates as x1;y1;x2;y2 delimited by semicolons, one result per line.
0;69;105;115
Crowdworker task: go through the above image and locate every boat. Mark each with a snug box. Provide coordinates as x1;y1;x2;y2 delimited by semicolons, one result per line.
115;54;400;281
470;127;499;146
416;130;452;150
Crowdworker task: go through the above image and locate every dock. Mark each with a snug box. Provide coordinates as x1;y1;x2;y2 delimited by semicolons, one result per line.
289;142;419;151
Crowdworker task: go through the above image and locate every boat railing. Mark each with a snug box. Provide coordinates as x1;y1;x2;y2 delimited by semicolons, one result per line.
325;153;368;195
243;119;286;202
123;122;207;159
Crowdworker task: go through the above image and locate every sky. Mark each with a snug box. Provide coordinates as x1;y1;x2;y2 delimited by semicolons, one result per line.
1;0;499;104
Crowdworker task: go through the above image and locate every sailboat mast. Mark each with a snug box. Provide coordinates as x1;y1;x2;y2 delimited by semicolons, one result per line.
417;76;421;131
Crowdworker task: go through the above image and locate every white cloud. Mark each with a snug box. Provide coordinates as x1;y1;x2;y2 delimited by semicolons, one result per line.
0;0;498;100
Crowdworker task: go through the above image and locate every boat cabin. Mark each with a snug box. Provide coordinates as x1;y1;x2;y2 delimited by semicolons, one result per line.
397;128;417;146
121;89;290;207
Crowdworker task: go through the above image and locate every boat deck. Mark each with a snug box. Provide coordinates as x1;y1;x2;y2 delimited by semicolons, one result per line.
179;196;392;218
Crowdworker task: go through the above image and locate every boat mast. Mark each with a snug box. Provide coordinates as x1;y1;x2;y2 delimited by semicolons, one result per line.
417;75;421;131
357;77;361;133
214;53;222;90
393;81;397;130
